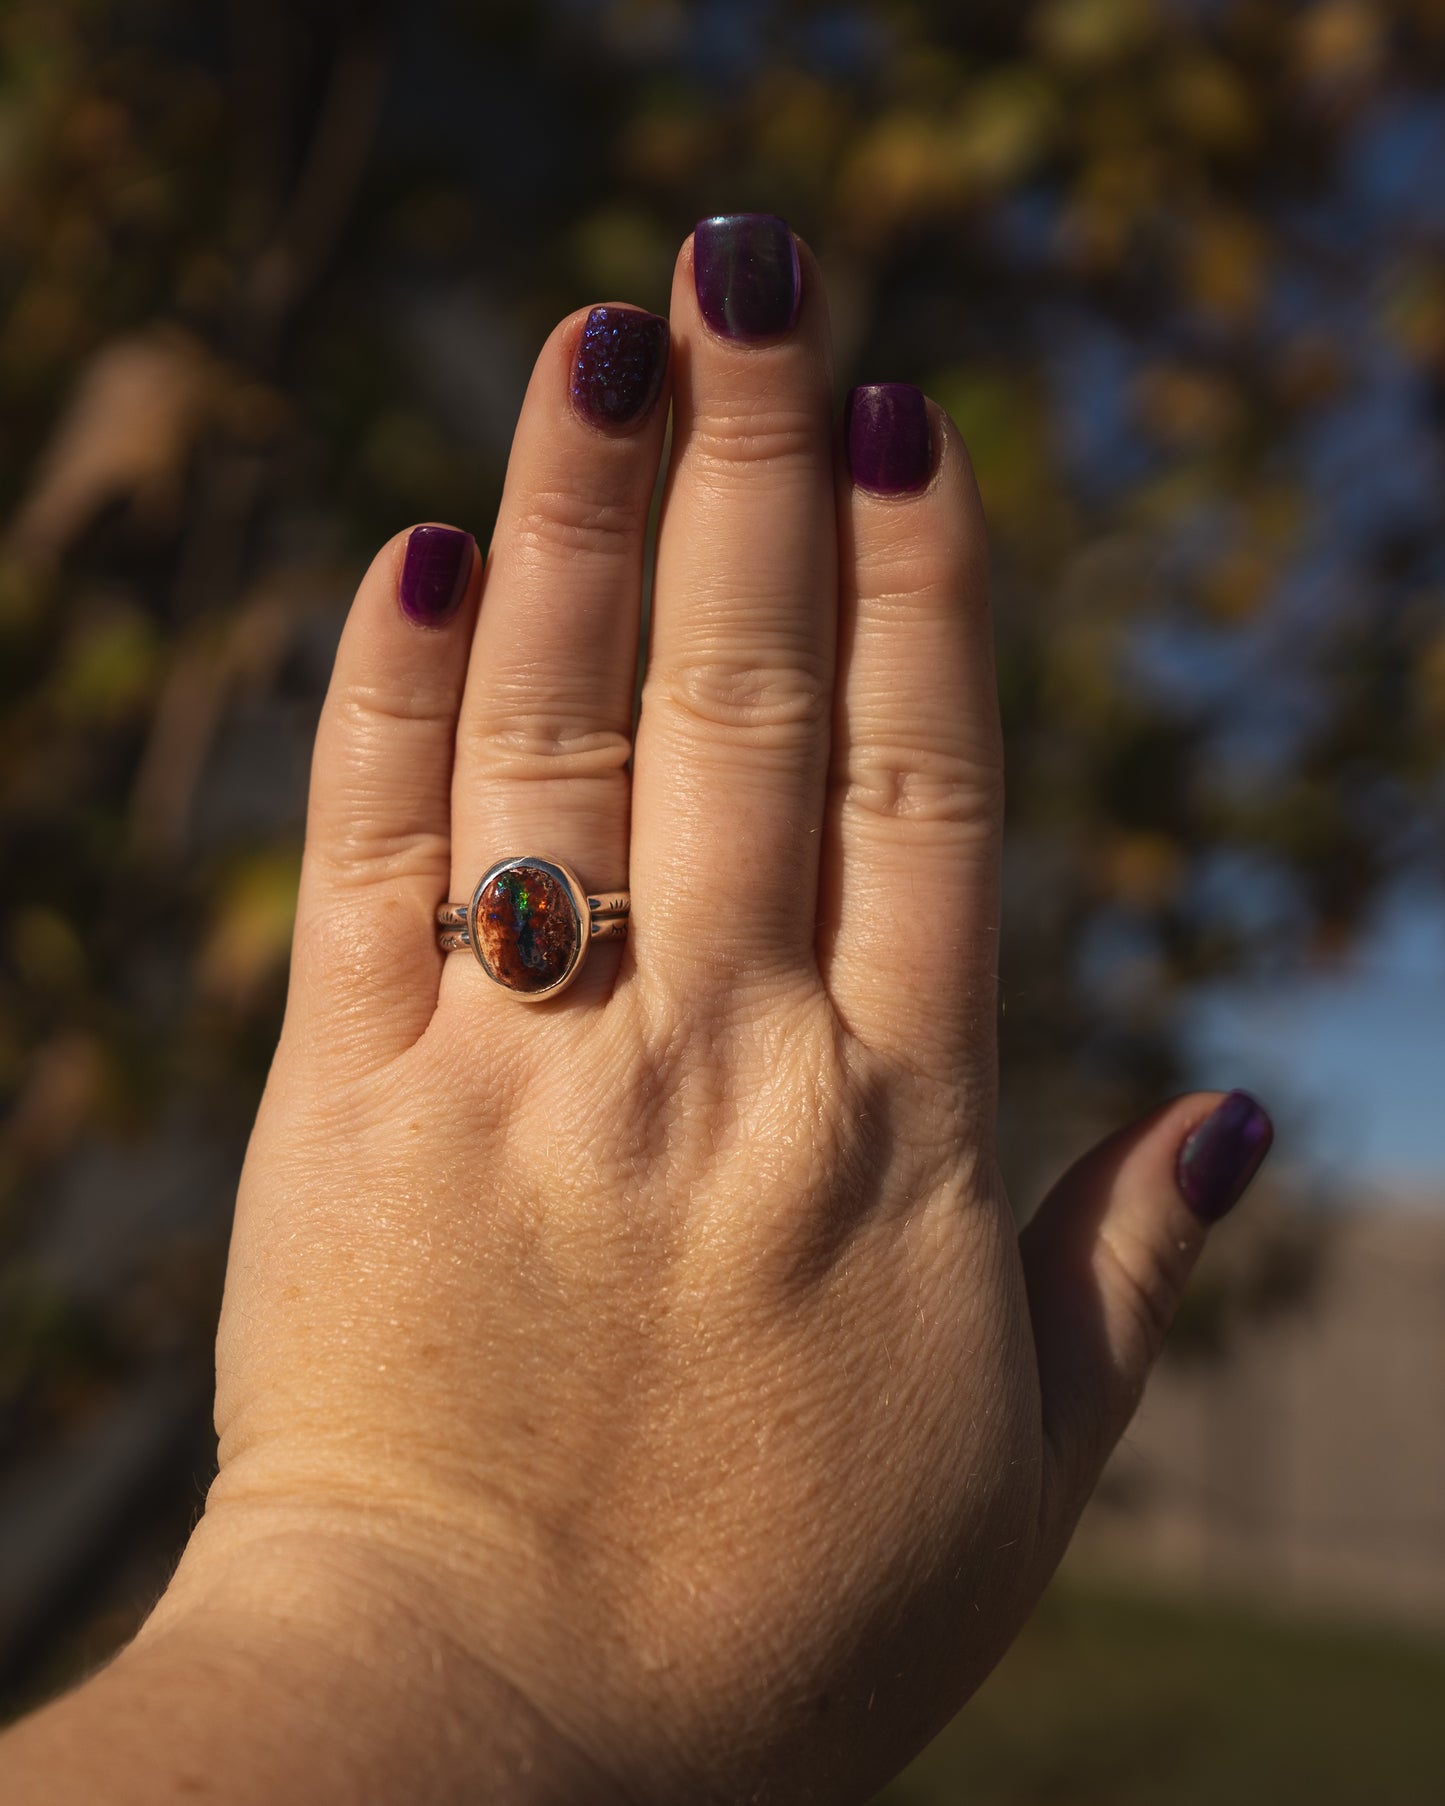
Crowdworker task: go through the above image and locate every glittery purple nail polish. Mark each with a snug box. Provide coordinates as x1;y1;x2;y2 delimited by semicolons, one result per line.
398;524;472;626
845;384;934;495
1176;1091;1274;1223
569;306;669;432
693;214;801;341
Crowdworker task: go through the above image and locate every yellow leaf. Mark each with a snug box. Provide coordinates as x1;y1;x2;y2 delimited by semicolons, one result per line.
1199;544;1274;622
1380;260;1445;370
53;607;160;723
751;71;848;184
1162;53;1257;151
1183;211;1269;325
1033;0;1159;67
1294;1;1386;85
10;906;87;993
1060;145;1167;274
925;367;1045;532
1245;484;1305;550
837;111;960;231
1097;831;1185;907
570;205;671;303
1132;364;1242;449
948;68;1058;190
196;850;300;1012
1043;616;1123;725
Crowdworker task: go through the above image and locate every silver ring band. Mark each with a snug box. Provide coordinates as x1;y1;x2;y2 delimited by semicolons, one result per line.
436;856;628;1001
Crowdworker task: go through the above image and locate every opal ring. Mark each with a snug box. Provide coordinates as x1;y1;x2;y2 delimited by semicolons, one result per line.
436;856;629;1000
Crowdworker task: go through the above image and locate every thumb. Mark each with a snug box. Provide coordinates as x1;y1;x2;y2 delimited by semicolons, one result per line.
1018;1090;1274;1561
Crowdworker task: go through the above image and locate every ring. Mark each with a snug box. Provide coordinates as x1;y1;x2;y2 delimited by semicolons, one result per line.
436;856;629;1001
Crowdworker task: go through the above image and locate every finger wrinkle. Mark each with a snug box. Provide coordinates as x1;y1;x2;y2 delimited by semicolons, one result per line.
307;828;452;889
462;718;633;775
330;685;461;733
835;759;1004;831
654;659;830;739
678;413;830;474
508;491;647;561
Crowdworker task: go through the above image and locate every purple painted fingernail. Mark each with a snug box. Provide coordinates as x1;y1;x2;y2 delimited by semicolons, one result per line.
693;214;801;341
570;306;670;433
845;384;934;495
399;524;473;626
1176;1091;1274;1223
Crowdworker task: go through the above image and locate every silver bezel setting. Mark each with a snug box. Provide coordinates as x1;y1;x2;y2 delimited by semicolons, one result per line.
466;855;590;1002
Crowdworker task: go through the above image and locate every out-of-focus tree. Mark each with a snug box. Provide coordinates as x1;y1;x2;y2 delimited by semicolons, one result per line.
1;0;1442;1693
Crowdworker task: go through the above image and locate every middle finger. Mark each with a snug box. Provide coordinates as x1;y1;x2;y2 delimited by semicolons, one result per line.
632;216;837;998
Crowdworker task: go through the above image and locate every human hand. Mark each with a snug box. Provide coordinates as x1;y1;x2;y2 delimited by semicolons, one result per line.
119;216;1271;1804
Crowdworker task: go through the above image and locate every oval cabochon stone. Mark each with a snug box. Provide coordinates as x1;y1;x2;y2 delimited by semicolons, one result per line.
474;863;580;994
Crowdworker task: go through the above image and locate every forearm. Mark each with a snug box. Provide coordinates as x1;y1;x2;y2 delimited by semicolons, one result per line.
0;1530;622;1806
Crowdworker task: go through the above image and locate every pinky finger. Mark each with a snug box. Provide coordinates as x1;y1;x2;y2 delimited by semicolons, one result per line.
287;523;477;1071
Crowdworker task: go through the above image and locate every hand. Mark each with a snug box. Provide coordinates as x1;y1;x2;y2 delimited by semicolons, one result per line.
11;216;1272;1805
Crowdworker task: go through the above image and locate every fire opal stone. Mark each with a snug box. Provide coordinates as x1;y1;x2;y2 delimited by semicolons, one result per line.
474;863;580;994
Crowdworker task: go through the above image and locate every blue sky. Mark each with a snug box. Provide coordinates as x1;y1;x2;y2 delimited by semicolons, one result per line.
1183;885;1445;1199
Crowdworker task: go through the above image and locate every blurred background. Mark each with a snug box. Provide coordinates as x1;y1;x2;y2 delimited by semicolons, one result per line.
0;0;1442;1797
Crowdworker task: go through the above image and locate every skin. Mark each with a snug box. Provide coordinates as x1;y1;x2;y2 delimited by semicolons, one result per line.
0;233;1265;1804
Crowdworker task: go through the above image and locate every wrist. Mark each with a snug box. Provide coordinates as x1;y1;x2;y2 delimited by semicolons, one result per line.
110;1513;631;1806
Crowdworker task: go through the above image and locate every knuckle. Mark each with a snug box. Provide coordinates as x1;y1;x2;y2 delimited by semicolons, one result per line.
1097;1225;1181;1372
687;406;826;475
511;488;642;562
333;682;451;734
659;656;829;739
310;826;450;890
466;712;634;781
839;744;1004;831
854;545;989;612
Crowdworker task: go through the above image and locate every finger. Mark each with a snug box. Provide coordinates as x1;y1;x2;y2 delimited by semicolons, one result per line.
291;523;478;1067
822;388;1001;1081
446;304;670;1005
1018;1090;1275;1560
631;215;836;995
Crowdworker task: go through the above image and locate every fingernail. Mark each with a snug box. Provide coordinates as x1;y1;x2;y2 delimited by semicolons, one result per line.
693;213;801;341
399;524;472;626
845;384;934;495
1176;1091;1274;1223
569;306;670;433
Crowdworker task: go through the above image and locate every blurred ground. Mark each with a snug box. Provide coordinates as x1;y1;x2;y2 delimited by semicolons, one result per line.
875;1578;1445;1805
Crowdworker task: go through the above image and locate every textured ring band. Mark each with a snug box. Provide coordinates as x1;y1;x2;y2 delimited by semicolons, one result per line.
437;856;628;1001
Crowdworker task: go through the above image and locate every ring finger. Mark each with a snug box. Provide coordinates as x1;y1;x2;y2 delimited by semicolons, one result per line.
444;303;671;1007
